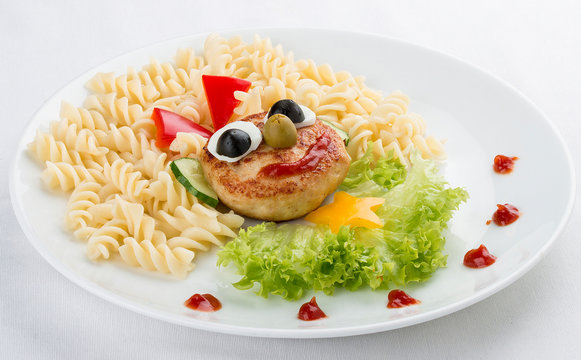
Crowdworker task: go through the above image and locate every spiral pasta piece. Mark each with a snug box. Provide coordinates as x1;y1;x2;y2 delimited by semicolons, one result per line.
72;198;117;242
65;181;102;230
60;101;109;132
167;228;223;252
42;161;105;191
86;72;160;106
103;159;148;201
49;121;108;156
87;219;129;260
175;48;205;71
118;237;195;277
204;33;236;76
28;131;83;165
133;68;186;99
155;203;238;238
133;149;168;181
218;211;245;230
84;94;147;127
233;87;263;118
99;124;158;162
143;170;198;215
168;132;207;158
141;57;204;96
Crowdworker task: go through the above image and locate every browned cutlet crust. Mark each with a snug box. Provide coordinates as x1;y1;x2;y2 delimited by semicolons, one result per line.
200;112;350;221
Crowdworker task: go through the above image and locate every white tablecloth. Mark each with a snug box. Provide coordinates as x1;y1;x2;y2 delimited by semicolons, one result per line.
2;0;580;358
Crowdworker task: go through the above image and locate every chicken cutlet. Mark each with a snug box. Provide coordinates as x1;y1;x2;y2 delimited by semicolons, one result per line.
200;112;350;221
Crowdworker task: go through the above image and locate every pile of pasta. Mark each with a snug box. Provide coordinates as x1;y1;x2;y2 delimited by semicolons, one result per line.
28;34;445;277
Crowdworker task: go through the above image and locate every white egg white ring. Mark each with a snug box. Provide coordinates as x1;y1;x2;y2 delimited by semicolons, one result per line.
263;104;316;128
207;121;263;162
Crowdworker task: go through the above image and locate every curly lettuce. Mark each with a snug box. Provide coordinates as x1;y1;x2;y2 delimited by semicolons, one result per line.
217;149;468;301
340;149;406;191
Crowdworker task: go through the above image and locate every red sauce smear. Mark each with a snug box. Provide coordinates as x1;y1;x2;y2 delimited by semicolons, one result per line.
259;133;330;177
184;293;222;312
493;155;519;174
298;296;327;321
464;244;496;268
387;290;421;308
492;203;520;226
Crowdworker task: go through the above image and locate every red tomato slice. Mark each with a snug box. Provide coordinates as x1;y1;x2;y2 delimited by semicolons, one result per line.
152;108;213;148
202;75;251;131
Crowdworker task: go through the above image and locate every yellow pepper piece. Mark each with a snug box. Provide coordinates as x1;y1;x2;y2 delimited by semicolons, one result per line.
305;191;385;234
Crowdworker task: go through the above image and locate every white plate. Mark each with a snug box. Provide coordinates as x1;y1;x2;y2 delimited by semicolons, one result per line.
10;29;575;338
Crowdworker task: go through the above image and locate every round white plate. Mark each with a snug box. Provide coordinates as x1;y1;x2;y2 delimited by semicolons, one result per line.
10;29;575;338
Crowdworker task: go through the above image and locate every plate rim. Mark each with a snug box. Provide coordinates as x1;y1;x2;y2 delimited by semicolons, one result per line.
9;27;576;338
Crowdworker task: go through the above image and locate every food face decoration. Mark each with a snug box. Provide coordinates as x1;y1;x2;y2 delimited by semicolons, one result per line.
201;99;351;221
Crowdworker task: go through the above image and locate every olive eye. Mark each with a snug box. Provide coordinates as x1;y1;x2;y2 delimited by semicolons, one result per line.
268;99;304;124
207;121;262;162
267;99;316;129
216;129;251;157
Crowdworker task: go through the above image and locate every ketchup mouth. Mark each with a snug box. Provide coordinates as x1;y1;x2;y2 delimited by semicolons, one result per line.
259;133;331;178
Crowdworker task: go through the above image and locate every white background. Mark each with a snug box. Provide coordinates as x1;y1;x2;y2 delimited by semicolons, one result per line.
2;0;580;359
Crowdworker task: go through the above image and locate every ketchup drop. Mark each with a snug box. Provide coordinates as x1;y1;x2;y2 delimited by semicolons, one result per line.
184;293;222;312
298;296;327;321
493;155;518;174
492;203;520;226
387;290;420;308
463;244;496;268
259;133;330;177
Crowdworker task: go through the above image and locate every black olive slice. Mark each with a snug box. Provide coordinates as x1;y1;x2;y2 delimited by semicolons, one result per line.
207;121;262;162
216;129;251;158
268;99;305;124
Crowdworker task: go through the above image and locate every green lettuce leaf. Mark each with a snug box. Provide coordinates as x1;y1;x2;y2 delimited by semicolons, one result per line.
217;149;468;301
218;224;375;300
340;147;406;191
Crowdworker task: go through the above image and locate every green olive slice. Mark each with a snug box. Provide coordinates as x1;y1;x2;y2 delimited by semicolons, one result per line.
263;114;298;148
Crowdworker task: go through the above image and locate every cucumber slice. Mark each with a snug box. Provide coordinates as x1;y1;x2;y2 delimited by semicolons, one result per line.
321;120;349;146
170;158;219;207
